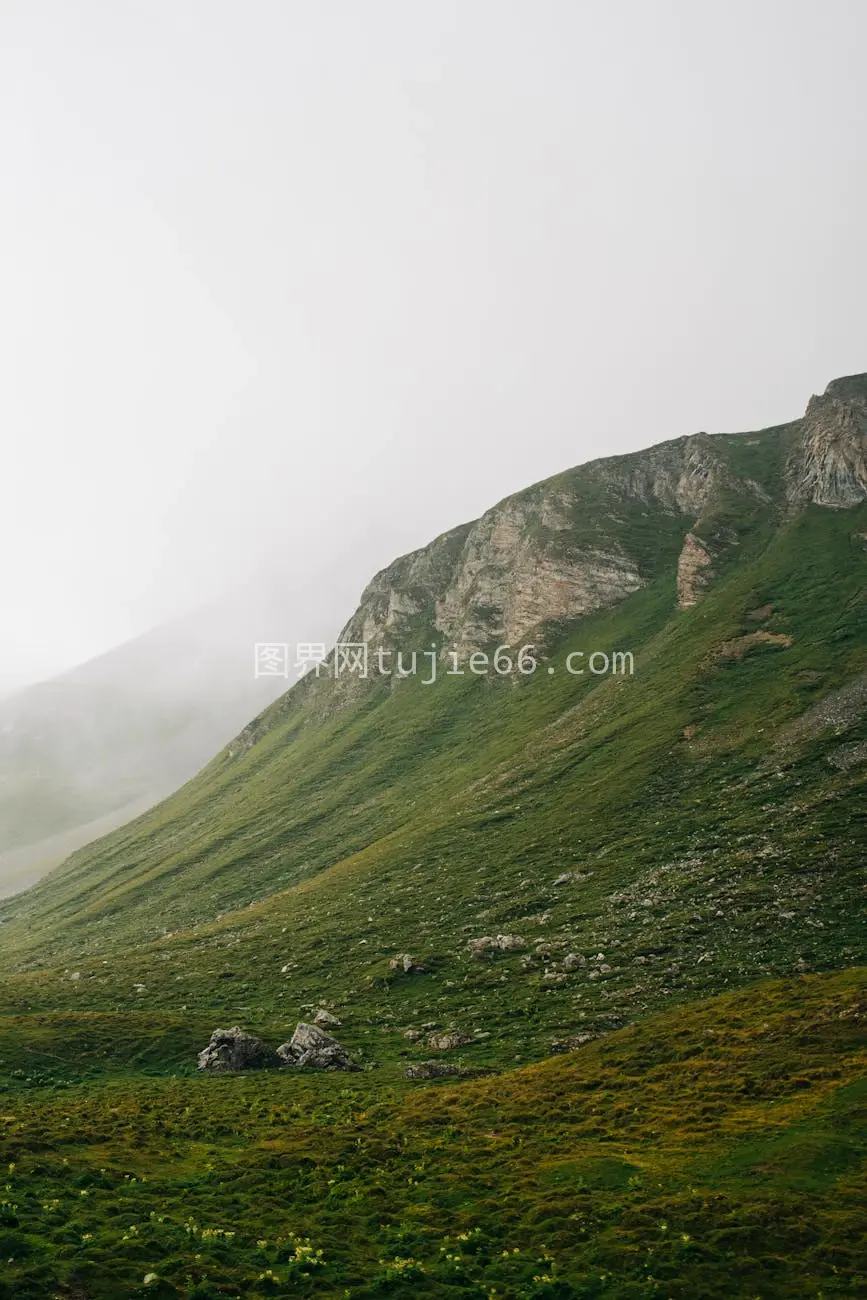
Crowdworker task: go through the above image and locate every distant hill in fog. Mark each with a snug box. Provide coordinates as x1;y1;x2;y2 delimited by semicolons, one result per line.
0;586;332;893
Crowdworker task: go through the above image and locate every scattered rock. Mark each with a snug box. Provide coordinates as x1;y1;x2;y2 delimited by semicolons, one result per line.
404;1061;489;1080
551;1032;597;1052
277;1022;359;1071
428;1030;474;1051
388;953;427;974
197;1027;277;1073
466;934;526;957
403;1028;422;1041
313;1009;342;1027
563;953;586;970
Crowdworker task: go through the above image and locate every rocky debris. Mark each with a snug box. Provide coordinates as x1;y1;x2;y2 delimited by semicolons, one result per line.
404;1061;490;1080
197;1027;278;1072
551;1033;597;1053
466;934;526;957
563;952;586;970
428;1030;474;1051
774;671;867;754
553;870;593;886
388;953;427;974
403;1028;423;1041
313;1008;342;1027
277;1022;359;1071
827;739;867;771
676;531;713;608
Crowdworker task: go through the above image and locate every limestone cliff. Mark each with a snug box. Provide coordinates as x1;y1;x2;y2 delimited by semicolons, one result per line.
337;430;772;658
676;532;714;609
787;374;867;507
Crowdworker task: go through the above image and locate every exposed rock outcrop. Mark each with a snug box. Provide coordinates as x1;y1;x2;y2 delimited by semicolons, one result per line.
676;532;714;608
389;953;427;974
466;934;526;956
404;1061;490;1080
197;1027;277;1072
226;370;866;747
277;1022;359;1071
787;374;867;507
428;1030;474;1050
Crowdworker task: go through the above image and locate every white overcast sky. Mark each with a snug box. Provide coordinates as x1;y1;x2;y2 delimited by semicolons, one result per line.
1;0;865;690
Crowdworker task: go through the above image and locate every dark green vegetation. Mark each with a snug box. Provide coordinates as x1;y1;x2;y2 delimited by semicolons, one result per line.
0;971;864;1297
0;390;865;1294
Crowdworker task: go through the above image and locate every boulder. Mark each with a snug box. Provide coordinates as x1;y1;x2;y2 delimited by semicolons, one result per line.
197;1027;277;1072
404;1061;489;1080
466;934;526;958
428;1030;473;1051
563;953;586;970
277;1022;359;1071
388;953;427;974
313;1008;342;1027
551;1032;597;1053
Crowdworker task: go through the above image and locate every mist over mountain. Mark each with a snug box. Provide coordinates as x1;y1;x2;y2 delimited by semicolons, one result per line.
0;578;344;897
3;3;867;1294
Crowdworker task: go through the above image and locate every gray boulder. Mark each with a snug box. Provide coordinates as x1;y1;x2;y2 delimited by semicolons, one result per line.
404;1061;489;1080
389;953;427;974
428;1030;474;1051
551;1032;597;1053
197;1026;277;1072
466;934;526;958
313;1008;342;1027
277;1022;359;1071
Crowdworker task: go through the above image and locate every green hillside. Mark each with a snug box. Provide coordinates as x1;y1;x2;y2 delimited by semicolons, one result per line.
0;970;864;1297
0;377;865;1296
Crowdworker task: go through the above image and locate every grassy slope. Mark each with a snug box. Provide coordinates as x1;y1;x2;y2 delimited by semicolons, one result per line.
0;506;863;1055
0;969;864;1297
0;465;864;1295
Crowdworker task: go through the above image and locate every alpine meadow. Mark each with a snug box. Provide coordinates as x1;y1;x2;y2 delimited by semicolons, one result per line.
0;374;865;1298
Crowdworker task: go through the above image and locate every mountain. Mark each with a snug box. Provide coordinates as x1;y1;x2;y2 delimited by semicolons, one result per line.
0;591;315;897
0;374;864;1298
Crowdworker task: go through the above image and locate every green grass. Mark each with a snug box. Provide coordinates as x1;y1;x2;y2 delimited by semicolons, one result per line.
0;970;863;1297
0;429;864;1297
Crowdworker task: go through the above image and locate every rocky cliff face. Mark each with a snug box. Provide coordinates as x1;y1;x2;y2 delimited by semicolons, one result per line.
787;374;867;507
248;372;864;736
337;430;773;660
676;532;714;609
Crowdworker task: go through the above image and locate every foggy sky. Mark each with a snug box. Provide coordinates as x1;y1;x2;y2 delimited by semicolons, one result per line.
2;0;866;692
